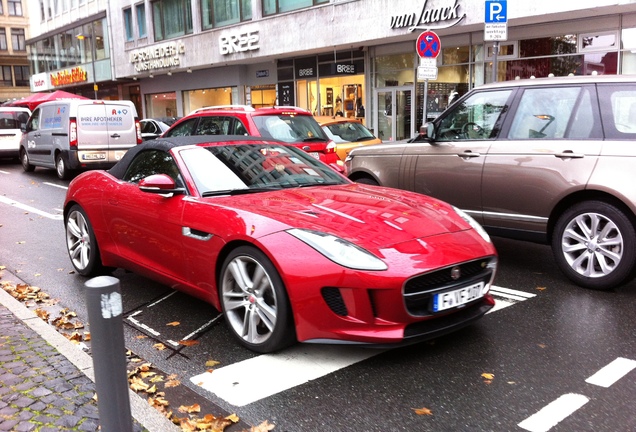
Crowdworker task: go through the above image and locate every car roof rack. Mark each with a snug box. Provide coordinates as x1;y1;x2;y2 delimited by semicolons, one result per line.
190;104;255;114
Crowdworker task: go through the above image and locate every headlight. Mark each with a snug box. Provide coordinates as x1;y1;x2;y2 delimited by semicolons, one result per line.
452;206;491;243
287;228;387;271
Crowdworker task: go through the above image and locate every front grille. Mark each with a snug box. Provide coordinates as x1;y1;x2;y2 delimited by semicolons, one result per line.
403;257;495;317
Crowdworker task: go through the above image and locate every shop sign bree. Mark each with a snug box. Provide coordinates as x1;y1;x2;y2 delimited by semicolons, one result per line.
390;0;466;32
220;31;260;55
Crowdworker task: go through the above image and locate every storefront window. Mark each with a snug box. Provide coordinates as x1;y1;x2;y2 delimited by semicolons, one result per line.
182;87;238;113
249;85;276;108
145;92;177;119
519;35;577;57
621;28;636;74
374;53;414;88
263;0;328;16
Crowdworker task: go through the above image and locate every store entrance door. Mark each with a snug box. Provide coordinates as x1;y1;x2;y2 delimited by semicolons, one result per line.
374;87;413;141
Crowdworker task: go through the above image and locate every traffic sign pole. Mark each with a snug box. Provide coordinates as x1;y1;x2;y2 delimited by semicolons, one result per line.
416;31;441;128
485;0;507;83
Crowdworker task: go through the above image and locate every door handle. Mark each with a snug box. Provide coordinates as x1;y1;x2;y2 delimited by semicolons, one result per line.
458;150;481;158
555;151;584;159
111;133;121;138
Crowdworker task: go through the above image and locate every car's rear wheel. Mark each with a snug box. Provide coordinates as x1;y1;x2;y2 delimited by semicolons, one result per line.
20;148;34;172
552;201;636;290
56;153;70;180
354;176;379;186
220;246;295;353
65;205;104;276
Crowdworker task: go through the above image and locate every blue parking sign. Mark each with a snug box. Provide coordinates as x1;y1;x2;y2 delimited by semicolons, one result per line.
485;0;507;24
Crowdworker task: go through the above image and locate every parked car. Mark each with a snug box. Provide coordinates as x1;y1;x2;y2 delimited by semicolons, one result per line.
314;116;381;161
0;107;31;160
140;118;170;140
63;135;497;353
345;74;636;291
162;105;340;168
20;99;142;179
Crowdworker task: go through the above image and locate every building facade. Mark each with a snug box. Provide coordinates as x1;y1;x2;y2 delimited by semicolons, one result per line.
27;0;636;141
0;0;30;103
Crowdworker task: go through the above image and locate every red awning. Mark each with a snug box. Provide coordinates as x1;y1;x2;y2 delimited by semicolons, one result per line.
8;90;89;111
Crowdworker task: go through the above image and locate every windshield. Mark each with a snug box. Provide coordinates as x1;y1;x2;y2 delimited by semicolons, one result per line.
180;143;348;195
0;111;29;130
252;114;328;143
323;121;375;143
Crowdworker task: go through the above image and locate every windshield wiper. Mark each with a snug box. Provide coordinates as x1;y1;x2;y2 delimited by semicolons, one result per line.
356;136;377;142
302;137;327;142
202;187;281;197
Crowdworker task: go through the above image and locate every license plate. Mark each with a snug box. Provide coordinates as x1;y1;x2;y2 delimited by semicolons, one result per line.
309;152;320;160
82;153;106;160
432;282;485;312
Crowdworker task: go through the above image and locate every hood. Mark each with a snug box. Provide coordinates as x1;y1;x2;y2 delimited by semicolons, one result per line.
221;183;469;250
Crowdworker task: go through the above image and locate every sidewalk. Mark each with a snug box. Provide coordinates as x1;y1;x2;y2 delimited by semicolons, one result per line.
0;280;180;432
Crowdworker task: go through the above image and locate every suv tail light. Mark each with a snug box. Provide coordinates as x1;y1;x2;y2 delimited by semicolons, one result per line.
69;118;77;148
325;140;336;153
135;119;143;144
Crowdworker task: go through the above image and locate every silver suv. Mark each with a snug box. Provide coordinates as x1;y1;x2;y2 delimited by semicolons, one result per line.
345;74;636;290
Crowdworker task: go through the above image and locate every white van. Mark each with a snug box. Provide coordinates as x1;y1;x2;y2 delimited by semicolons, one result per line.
20;99;142;179
0;107;31;160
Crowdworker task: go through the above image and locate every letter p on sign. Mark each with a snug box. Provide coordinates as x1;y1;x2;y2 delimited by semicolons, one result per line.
485;1;507;23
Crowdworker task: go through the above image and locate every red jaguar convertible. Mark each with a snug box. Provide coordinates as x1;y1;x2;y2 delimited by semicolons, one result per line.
64;136;497;353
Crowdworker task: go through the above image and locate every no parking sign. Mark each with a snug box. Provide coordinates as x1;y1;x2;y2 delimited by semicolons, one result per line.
416;31;441;59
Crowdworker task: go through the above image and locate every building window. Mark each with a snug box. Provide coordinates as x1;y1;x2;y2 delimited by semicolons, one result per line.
11;28;26;51
136;4;147;38
0;66;12;86
124;8;134;41
14;65;29;86
0;2;4;14
201;0;251;30
0;29;7;51
152;0;193;42
263;0;328;16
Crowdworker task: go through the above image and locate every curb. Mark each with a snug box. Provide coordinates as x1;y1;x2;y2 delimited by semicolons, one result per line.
0;272;180;432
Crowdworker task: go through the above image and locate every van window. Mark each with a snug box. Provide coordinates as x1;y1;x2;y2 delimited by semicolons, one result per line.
597;84;636;138
437;90;512;141
26;109;41;131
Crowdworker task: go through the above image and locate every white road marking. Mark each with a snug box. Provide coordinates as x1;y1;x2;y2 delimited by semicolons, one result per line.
488;285;536;313
192;286;536;406
0;169;9;174
44;182;68;190
518;393;589;432
585;357;636;388
192;344;382;406
0;195;63;220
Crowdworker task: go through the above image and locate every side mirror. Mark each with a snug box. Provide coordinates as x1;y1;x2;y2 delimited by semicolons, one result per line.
408;122;435;143
138;174;185;195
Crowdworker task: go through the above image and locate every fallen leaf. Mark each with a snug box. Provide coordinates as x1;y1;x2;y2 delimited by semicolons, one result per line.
538;343;547;349
165;378;181;388
178;339;199;347
481;373;495;380
166;321;180;326
412;407;433;416
178;403;200;414
136;335;148;339
536;286;547;291
153;343;167;351
205;359;220;368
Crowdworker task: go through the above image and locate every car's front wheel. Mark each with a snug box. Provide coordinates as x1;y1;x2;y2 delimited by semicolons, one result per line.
220;246;295;353
552;201;636;290
65;205;104;276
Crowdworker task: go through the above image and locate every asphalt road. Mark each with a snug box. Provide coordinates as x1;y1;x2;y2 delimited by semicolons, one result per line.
1;159;635;432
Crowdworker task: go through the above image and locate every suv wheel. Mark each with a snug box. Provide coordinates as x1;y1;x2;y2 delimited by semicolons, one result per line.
552;201;636;290
20;148;34;172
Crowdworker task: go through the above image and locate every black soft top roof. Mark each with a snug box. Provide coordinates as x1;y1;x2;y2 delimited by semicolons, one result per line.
108;135;278;180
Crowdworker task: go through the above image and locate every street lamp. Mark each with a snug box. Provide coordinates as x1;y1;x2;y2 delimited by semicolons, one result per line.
76;30;98;99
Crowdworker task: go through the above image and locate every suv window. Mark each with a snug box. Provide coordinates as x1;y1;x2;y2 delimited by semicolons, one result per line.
598;84;636;138
507;86;600;140
252;114;327;143
165;118;198;136
437;90;512;141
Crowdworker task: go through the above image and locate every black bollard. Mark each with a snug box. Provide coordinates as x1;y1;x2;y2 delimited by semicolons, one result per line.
85;276;133;432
